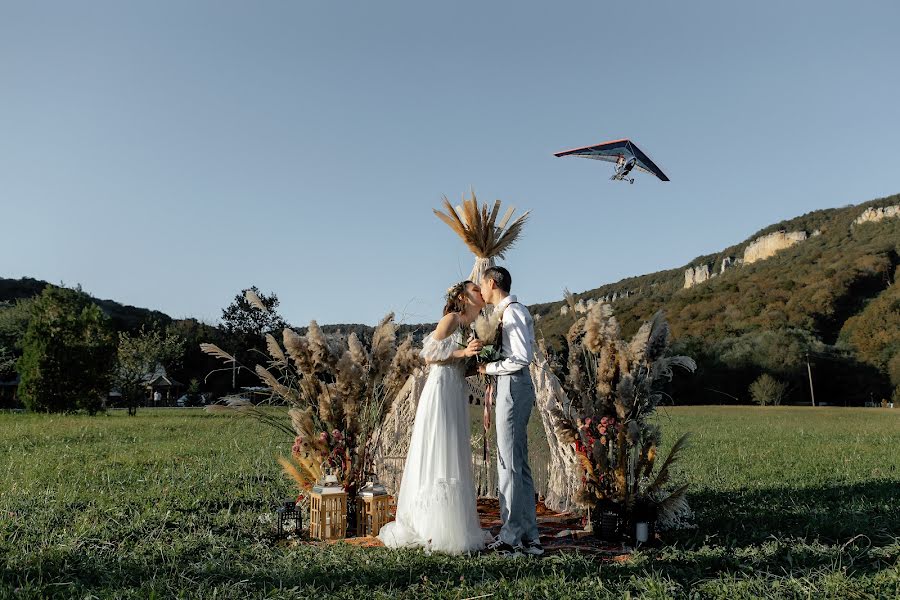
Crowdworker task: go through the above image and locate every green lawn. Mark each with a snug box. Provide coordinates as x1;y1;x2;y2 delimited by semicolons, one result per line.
1;407;898;599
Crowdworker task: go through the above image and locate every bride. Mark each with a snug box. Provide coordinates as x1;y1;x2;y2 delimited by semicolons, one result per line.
378;280;491;554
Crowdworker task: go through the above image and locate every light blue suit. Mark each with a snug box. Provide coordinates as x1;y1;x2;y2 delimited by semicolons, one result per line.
485;295;539;546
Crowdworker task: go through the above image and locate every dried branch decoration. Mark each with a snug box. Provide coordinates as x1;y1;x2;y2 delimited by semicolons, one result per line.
433;189;530;260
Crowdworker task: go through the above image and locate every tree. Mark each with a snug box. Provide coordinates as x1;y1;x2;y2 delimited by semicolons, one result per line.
839;274;900;374
166;318;232;400
889;352;900;388
220;286;287;339
185;378;203;406
17;286;115;414
0;297;36;378
113;325;186;415
218;287;288;390
749;374;788;406
0;344;15;374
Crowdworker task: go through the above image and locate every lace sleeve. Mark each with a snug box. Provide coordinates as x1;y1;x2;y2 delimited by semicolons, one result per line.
420;331;459;363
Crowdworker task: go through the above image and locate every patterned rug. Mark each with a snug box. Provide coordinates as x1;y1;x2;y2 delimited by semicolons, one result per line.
298;497;633;559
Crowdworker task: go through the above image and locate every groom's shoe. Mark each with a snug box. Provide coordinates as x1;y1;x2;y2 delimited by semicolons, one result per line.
522;539;545;557
486;536;522;557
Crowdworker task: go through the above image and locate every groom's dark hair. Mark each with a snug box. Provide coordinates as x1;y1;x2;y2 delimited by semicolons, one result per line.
483;266;512;293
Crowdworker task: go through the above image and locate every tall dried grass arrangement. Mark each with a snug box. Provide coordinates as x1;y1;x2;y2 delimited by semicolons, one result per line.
550;302;696;524
203;311;425;495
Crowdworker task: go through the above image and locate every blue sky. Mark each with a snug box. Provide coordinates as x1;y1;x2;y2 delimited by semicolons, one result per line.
2;2;899;326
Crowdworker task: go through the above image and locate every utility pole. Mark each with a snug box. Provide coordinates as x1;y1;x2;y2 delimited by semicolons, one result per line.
806;352;816;407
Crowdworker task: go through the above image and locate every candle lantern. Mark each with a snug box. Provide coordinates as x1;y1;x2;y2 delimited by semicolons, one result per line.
275;499;302;537
309;470;347;540
356;474;391;537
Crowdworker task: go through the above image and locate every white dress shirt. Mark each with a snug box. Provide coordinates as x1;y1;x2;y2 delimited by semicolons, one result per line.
485;294;535;376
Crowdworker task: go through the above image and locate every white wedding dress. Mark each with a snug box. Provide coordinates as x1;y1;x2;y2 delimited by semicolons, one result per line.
378;329;491;554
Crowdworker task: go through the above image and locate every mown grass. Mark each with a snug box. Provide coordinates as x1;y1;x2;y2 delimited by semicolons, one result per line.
1;406;898;599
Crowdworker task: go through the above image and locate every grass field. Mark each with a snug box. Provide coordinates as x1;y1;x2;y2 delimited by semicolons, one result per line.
1;407;898;599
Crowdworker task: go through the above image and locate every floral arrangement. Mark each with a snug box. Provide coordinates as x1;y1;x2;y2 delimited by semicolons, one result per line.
203;293;424;499
550;293;696;529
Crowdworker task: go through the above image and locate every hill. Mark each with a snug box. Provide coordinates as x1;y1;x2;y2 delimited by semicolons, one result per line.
531;194;900;406
4;194;898;407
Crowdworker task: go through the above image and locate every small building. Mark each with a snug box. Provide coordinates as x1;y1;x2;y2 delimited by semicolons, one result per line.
144;367;183;406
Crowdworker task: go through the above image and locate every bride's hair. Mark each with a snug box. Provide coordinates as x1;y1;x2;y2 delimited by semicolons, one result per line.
443;280;474;316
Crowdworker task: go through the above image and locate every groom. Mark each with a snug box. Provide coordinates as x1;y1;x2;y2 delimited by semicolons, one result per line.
477;266;543;557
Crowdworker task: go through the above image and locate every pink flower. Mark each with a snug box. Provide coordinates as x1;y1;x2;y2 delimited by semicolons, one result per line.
319;432;328;442
599;427;607;435
600;417;609;426
584;418;592;427
331;429;344;441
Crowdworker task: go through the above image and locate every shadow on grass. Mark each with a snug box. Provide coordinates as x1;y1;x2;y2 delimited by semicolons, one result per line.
3;535;897;598
676;480;900;546
3;481;898;596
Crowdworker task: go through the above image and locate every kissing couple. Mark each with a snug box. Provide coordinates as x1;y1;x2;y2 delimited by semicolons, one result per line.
378;266;543;557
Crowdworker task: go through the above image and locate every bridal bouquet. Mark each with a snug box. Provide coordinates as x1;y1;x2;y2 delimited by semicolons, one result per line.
464;309;504;364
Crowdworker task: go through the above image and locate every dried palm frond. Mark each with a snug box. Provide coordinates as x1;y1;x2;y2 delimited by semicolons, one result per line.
651;355;698;383
245;289;269;313
645;311;670;363
294;449;325;483
655;483;691;527
646;433;691;497
433;191;530;260
278;455;311;491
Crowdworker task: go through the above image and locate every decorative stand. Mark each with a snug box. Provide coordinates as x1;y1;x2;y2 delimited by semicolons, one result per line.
275;499;303;536
356;476;391;537
590;500;626;543
309;471;348;540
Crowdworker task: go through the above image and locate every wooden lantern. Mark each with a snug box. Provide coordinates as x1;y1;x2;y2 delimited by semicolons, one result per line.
309;471;347;540
356;477;391;537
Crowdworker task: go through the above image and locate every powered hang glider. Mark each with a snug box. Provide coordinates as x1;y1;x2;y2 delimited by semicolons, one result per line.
554;138;670;183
